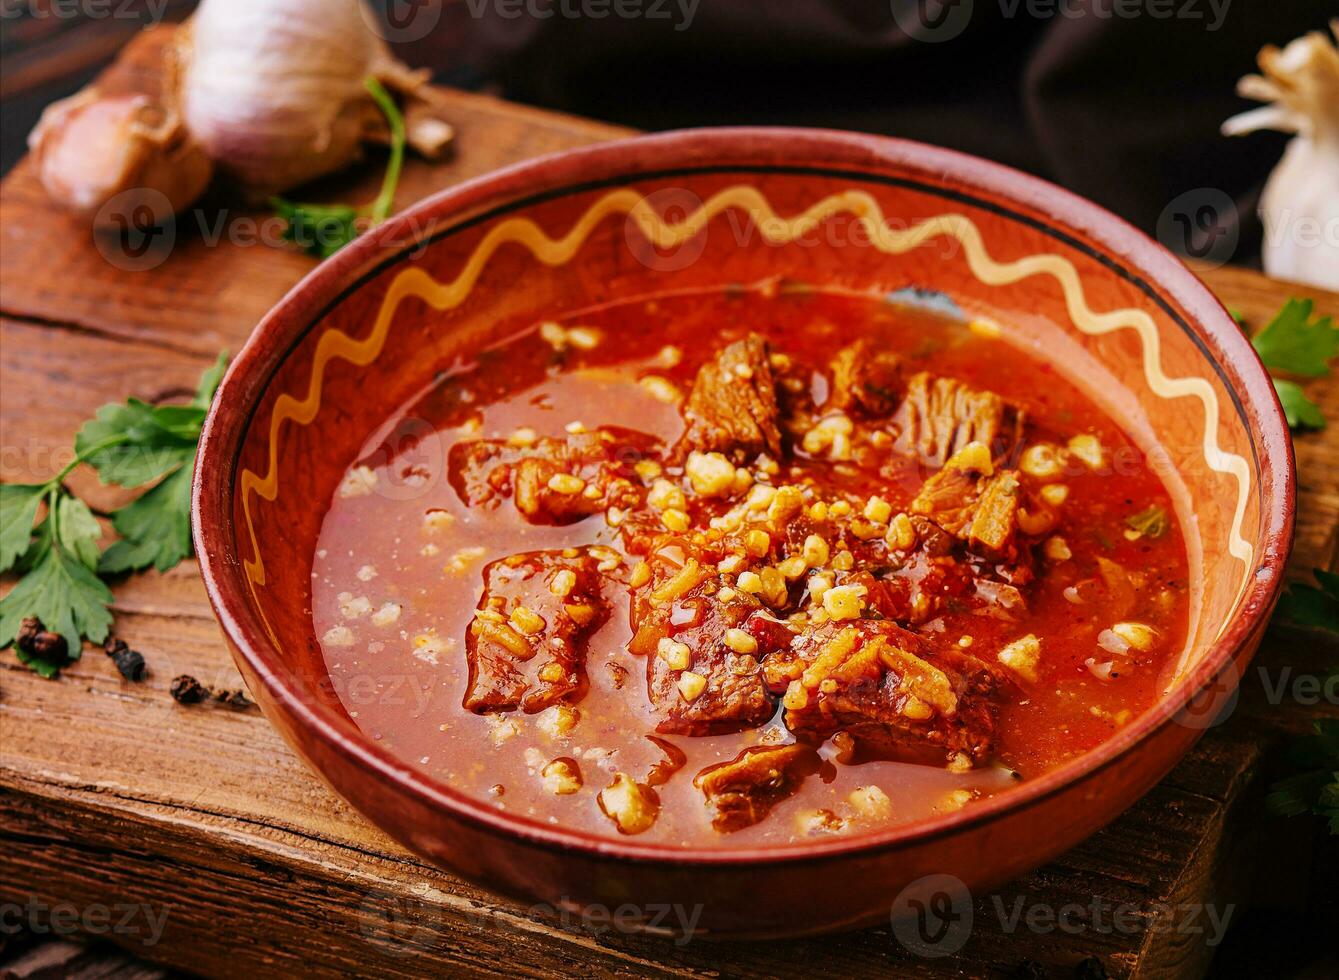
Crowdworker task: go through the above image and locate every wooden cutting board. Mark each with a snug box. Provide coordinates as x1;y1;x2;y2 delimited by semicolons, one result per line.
2;27;1337;980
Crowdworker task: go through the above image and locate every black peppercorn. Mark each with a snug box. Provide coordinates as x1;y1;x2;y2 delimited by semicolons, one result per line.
103;636;147;681
16;617;69;662
170;674;208;704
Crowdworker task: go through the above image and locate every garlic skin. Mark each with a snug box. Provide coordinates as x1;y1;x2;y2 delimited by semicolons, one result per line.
1223;23;1339;290
173;0;453;200
28;89;214;227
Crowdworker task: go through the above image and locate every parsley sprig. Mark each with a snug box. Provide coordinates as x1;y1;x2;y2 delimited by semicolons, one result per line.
1248;298;1338;429
1266;715;1339;836
1268;572;1339;834
271;77;407;258
0;354;227;676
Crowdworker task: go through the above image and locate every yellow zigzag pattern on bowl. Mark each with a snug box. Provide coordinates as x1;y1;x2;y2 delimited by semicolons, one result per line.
240;184;1253;640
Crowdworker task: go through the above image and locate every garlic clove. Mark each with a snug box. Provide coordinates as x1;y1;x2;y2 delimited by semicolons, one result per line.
174;0;453;200
1221;23;1339;290
28;88;213;227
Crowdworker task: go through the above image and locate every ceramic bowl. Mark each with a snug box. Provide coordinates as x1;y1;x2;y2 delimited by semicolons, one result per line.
193;128;1294;939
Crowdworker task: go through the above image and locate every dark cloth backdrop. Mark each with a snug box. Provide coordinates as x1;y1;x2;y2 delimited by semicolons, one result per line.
432;0;1331;265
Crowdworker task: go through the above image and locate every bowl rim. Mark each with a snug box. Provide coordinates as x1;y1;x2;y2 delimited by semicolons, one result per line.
193;125;1296;868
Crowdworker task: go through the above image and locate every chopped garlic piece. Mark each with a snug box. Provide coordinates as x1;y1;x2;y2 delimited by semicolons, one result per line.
598;774;659;834
685;451;737;497
822;584;867;620
536;705;580;739
1044;536;1073;561
997;634;1041;683
677;670;708;702
848;785;892;818
1020;443;1064;479
321;625;354;647
1067;434;1104;470
1111;621;1157;651
724;628;758;654
657;637;691;670
338;466;377;498
541;758;583;794
639;375;681;403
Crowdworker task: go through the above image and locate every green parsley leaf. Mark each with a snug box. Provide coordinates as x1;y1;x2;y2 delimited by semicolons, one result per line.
1251;298;1339;377
1266;718;1339;835
56;493;103;571
0;483;46;572
76;399;201;486
0;522;114;666
1273;379;1326;430
1125;505;1168;539
193;350;229;409
3;355;230;675
270;77;406;259
99;460;195;574
271;198;362;259
1277;569;1339;633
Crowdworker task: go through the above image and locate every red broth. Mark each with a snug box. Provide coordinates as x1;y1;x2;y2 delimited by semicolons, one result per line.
313;285;1189;847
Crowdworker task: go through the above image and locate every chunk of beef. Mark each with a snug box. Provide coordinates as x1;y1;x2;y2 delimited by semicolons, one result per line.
910;444;1024;562
629;544;785;735
828;340;902;417
674;334;782;462
694;744;823;832
448;427;659;524
892;372;1023;469
762;621;1001;765
464;551;609;713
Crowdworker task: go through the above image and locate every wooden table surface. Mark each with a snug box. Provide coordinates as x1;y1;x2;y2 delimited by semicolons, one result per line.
2;28;1337;980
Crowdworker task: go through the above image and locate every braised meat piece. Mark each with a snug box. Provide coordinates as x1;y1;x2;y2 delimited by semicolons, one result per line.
673;334;783;462
694;744;823;832
628;544;785;735
910;443;1024;562
464;550;609;713
448;427;659;524
892;372;1023;469
828;340;902;417
762;621;1002;765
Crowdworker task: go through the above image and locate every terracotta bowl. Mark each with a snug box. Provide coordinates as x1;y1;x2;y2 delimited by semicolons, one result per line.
194;128;1294;939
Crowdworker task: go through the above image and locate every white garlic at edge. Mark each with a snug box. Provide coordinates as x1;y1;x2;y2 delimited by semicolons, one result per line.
1223;22;1339;290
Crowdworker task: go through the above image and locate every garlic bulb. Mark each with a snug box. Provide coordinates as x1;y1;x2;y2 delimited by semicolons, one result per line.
172;0;452;200
1223;22;1339;290
27;88;213;227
